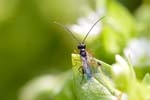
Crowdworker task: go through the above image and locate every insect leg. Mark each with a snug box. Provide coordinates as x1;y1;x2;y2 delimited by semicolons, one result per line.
78;66;85;83
78;66;83;74
97;62;102;67
80;68;85;84
73;59;81;66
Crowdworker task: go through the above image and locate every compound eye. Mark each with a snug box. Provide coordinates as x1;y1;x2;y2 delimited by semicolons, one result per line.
77;45;82;49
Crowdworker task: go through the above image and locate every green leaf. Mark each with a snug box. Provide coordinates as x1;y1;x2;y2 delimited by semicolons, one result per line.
128;80;150;100
112;55;136;92
19;71;76;100
142;73;150;85
72;53;123;100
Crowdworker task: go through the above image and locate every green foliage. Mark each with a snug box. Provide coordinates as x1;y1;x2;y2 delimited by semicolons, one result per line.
72;54;150;100
72;54;118;100
89;1;136;64
0;0;149;100
142;73;150;85
19;71;77;100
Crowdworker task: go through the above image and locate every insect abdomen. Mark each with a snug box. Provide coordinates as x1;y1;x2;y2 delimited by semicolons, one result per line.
84;64;92;79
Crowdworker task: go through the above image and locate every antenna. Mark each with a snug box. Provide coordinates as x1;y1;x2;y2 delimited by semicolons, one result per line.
54;22;81;44
82;16;105;43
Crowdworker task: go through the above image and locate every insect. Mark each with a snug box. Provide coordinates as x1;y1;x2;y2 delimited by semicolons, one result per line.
54;17;104;80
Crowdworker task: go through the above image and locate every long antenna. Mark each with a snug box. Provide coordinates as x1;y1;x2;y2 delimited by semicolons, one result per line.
54;22;81;43
82;16;105;43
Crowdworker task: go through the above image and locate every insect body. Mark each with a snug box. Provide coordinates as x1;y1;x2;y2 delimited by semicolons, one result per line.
54;17;104;80
78;43;92;79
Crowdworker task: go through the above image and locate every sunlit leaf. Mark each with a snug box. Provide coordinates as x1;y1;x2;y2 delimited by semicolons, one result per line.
72;54;124;100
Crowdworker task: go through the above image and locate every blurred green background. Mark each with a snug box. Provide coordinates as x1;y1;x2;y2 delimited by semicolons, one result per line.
0;0;149;100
